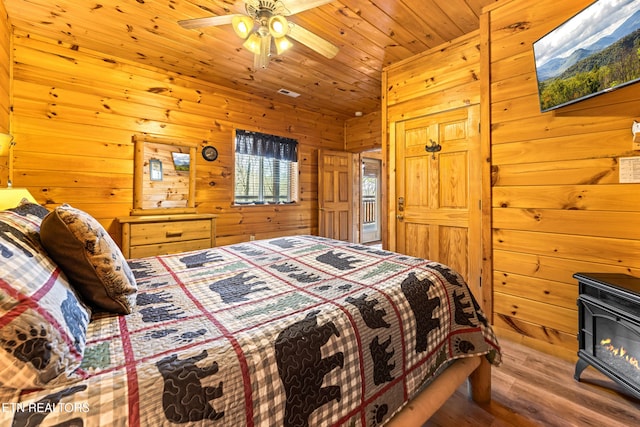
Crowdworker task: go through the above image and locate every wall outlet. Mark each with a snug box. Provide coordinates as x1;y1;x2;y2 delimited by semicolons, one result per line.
249;234;255;241
633;121;640;150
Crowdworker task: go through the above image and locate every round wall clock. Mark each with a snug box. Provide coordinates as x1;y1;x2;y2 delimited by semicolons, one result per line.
202;145;218;162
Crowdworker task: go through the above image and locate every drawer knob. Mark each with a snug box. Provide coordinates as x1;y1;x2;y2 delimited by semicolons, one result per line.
166;231;183;238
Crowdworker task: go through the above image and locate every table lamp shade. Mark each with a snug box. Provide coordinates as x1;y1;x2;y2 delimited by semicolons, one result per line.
0;188;37;210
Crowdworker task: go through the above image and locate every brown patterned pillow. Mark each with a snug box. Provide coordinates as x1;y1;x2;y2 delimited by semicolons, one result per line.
40;204;137;314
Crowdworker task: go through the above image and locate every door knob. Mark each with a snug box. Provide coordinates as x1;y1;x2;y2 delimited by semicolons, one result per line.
396;215;404;220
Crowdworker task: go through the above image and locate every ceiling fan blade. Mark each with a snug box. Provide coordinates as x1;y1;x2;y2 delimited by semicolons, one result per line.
285;0;335;15
288;22;338;59
178;14;243;29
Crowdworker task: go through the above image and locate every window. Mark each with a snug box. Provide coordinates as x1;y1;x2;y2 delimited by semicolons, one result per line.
234;129;299;205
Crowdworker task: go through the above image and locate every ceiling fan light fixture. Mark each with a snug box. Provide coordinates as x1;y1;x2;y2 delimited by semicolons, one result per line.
178;0;340;68
268;15;288;38
274;36;293;55
252;34;271;69
243;33;262;54
232;15;254;39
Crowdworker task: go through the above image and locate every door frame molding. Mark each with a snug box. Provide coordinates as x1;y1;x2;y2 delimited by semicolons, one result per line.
360;155;383;243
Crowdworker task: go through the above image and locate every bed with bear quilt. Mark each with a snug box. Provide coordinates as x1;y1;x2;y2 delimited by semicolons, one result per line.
0;204;500;427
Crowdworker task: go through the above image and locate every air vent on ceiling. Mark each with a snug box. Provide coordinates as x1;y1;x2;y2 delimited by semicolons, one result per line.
277;88;301;98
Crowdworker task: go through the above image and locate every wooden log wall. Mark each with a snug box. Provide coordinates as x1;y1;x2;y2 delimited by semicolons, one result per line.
383;30;482;124
485;0;640;360
7;29;344;246
0;0;10;186
345;111;381;152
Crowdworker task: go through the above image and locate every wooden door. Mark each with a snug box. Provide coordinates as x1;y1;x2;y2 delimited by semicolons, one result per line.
318;149;354;241
395;106;482;297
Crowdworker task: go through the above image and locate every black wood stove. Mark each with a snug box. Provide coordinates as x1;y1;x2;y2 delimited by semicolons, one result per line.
574;273;640;399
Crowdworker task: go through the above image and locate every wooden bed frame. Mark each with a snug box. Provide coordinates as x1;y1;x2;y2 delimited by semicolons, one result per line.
387;355;491;425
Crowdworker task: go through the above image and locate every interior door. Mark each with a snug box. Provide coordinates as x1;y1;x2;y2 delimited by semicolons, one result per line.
394;105;482;297
318;149;354;241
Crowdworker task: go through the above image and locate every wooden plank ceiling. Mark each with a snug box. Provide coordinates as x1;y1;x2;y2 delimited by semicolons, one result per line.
5;0;497;119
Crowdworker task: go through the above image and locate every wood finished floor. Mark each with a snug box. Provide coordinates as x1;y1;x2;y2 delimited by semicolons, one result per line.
423;337;640;426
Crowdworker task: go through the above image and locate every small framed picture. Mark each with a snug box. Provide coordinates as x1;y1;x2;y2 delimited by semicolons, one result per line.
171;152;190;172
149;158;163;181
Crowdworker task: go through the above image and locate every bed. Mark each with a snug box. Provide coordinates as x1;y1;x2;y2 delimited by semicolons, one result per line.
0;203;501;426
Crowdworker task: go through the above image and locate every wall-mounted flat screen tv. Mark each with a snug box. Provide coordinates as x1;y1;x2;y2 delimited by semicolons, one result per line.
533;0;640;112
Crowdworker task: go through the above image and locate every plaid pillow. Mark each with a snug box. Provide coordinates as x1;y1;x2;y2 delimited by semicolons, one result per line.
0;210;91;389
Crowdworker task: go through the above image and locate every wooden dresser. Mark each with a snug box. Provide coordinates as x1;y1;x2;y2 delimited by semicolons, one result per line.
117;213;217;258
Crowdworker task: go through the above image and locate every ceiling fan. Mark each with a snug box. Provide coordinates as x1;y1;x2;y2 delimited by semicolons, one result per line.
178;0;339;69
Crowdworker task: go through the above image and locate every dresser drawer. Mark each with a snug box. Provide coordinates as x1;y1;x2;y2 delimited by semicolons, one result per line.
129;220;211;245
117;214;217;258
129;239;212;259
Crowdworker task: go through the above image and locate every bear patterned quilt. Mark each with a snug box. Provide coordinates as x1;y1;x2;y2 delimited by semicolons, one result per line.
1;235;501;426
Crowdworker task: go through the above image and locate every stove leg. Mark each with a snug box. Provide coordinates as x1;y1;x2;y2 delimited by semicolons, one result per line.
574;358;589;381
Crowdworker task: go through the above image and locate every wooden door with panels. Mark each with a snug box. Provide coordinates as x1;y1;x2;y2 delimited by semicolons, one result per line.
395;105;482;298
318;149;355;241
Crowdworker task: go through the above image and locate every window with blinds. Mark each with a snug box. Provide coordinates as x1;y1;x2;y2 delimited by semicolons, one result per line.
234;130;299;205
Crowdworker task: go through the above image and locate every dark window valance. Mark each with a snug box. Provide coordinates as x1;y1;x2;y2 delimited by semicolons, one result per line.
235;129;298;162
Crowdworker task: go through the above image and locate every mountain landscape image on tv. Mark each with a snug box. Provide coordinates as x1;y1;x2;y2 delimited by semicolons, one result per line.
533;0;640;112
